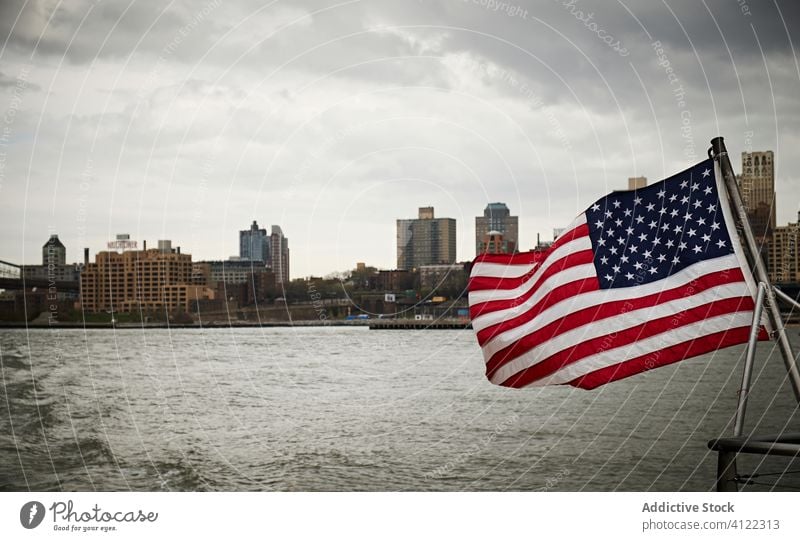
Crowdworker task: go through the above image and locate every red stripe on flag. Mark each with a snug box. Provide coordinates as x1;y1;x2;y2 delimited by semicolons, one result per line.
476;277;598;346
472;251;544;266
568;326;769;390
469;250;594;292
469;250;595;321
497;296;757;388
480;268;747;357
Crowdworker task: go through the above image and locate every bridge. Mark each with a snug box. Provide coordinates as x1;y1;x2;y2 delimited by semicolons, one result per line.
0;259;21;279
0;277;81;292
0;259;80;292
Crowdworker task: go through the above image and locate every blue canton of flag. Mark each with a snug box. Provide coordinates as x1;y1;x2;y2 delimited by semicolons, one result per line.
586;158;733;289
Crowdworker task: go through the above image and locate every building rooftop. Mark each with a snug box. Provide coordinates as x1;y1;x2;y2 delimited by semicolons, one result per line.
483;202;510;218
43;234;65;248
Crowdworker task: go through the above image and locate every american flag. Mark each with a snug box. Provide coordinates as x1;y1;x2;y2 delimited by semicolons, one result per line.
468;159;766;390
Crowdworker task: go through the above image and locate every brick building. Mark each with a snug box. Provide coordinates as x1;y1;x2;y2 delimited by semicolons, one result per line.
80;240;213;313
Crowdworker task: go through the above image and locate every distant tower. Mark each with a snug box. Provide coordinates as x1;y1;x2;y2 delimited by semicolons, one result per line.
239;220;270;263
628;176;647;190
270;225;290;284
768;218;800;283
396;207;457;270
475;203;518;256
42;234;66;266
739;151;776;237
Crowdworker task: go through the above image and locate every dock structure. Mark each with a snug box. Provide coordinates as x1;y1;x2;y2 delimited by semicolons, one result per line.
0;319;475;330
368;319;471;330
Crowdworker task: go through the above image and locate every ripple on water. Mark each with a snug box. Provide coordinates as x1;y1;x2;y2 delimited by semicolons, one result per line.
1;327;799;491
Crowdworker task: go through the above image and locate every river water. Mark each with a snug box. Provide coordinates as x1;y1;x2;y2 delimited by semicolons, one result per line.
1;327;798;491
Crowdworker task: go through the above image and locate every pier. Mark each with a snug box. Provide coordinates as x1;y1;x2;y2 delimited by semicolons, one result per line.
368;319;471;330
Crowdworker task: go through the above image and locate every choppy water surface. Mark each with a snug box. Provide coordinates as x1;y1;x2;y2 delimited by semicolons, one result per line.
1;327;799;491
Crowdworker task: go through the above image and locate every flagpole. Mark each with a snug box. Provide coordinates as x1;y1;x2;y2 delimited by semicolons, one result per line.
734;282;766;438
710;136;800;403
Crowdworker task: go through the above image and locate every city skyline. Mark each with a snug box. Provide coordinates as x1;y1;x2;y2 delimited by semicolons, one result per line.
5;146;798;274
11;178;800;275
2;1;800;277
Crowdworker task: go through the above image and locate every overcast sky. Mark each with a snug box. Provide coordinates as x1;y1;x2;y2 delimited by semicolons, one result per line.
1;0;799;277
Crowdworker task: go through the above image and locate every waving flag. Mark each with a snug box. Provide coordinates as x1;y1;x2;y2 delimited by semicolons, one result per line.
468;159;766;390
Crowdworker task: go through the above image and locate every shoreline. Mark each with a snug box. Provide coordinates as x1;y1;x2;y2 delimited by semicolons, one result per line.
0;319;473;330
0;320;367;330
1;320;793;331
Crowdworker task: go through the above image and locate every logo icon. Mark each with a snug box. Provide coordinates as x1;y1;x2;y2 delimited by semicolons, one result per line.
20;501;45;529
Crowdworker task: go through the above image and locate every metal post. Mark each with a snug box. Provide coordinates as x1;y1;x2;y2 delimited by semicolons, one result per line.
710;136;800;402
716;451;739;492
734;282;767;437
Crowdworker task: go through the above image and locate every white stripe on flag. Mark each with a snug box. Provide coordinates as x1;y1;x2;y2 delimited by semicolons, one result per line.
472;262;596;316
487;282;753;384
468;236;593;304
470;261;539;279
526;311;754;386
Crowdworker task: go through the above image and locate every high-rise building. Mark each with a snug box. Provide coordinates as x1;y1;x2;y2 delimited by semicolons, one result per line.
79;241;213;313
42;234;66;266
739;151;776;238
480;231;508;254
239;220;289;283
628;176;647;190
240;220;270;263
270;225;289;284
475;202;518;256
397;207;457;270
768;210;800;283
